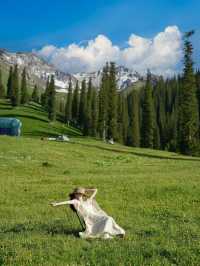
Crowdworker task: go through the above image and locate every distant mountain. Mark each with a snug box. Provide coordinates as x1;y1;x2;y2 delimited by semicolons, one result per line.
74;65;143;90
0;49;76;93
0;49;145;93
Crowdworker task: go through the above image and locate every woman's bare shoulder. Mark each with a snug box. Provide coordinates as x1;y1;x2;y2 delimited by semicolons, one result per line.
70;198;80;205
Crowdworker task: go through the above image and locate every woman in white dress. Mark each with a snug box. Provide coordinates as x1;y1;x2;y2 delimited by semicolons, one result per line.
51;187;125;239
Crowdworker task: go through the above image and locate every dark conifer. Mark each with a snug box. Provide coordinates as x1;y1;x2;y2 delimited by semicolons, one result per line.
141;71;154;148
32;85;40;103
65;80;73;124
0;67;5;98
107;62;117;140
44;77;50;110
72;81;79;123
98;63;109;139
48;75;56;121
196;71;200;139
11;65;20;107
7;66;13;99
117;93;124;143
178;31;199;155
78;80;87;129
21;68;29;104
84;78;93;135
129;90;140;147
41;93;46;107
154;77;166;149
91;88;98;137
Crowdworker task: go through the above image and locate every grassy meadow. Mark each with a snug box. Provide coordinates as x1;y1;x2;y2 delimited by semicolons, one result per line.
0;100;200;265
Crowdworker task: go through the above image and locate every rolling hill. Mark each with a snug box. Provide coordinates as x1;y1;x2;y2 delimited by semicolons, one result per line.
0;99;80;137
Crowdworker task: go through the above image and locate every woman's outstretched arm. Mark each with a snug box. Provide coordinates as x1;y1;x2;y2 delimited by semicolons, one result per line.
85;188;98;199
50;199;76;207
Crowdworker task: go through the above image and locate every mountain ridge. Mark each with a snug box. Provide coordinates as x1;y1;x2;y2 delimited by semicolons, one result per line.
0;49;145;93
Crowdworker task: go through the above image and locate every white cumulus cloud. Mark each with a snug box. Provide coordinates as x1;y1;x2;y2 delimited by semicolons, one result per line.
36;26;182;76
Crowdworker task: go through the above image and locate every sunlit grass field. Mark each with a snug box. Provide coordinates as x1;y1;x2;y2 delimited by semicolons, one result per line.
0;136;200;266
0;100;200;265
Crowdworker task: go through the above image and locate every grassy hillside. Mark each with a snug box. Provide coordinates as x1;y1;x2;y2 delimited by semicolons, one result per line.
0;100;200;265
0;99;80;137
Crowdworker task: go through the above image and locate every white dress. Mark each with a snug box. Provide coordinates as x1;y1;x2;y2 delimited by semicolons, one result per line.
72;198;125;239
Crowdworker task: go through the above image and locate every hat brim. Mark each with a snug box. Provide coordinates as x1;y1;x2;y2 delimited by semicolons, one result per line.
73;191;87;196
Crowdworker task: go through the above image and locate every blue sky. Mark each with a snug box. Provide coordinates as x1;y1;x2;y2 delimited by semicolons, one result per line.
0;0;199;50
0;0;199;74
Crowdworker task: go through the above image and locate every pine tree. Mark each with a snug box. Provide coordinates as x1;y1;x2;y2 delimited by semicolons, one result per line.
98;63;109;139
43;77;50;110
168;77;179;151
141;71;154;148
78;80;87;129
48;75;56;121
154;77;166;149
196;71;200;139
11;65;20;107
32;85;40;103
65;79;73;124
59;99;65;115
117;93;129;144
178;31;199;155
7;66;13;99
153;122;160;150
152;92;158;150
122;97;129;144
84;78;93;135
91;88;98;137
107;62;117;140
41;93;46;107
129;90;140;147
117;93;124;143
0;67;5;98
72;81;79;123
21;68;29;104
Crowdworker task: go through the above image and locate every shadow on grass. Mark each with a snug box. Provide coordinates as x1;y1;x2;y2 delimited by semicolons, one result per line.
1;222;80;237
0;100;13;110
159;249;178;265
0;113;48;123
24;129;80;138
74;142;200;162
0;106;13;110
25;103;46;113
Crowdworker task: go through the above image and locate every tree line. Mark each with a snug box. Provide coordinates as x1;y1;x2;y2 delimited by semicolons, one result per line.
55;31;200;156
0;65;41;106
0;31;199;156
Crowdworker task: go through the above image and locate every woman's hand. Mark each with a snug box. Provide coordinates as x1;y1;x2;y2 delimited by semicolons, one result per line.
50;202;57;207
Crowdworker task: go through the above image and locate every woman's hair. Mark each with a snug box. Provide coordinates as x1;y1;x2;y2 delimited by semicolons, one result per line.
68;192;88;212
69;192;77;212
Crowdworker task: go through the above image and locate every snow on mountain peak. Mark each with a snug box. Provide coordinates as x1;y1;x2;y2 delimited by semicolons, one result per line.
74;65;142;90
0;50;143;92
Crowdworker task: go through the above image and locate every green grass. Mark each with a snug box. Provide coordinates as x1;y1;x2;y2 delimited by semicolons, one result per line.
0;100;200;265
0;138;200;266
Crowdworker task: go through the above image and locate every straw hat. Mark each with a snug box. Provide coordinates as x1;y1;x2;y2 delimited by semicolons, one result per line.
73;187;86;196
